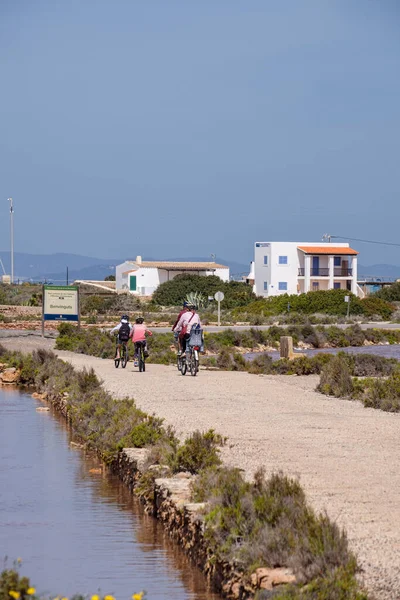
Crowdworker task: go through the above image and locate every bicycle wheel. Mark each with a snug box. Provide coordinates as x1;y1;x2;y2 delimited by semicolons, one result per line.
190;351;198;376
139;348;145;372
114;358;120;368
181;356;187;376
121;344;128;368
177;354;182;371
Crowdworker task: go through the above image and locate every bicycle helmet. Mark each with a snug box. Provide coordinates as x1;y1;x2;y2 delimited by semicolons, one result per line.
183;301;189;307
121;314;129;322
136;317;144;324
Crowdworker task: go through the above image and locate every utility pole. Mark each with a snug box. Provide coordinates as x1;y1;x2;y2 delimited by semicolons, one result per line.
8;198;14;283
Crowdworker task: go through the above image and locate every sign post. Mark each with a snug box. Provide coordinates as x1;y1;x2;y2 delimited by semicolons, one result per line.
42;285;79;337
344;295;350;318
214;291;225;327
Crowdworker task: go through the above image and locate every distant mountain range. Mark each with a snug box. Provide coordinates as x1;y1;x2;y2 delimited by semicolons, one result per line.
0;251;399;284
0;251;251;283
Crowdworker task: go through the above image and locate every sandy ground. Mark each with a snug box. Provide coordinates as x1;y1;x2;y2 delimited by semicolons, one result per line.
2;335;400;599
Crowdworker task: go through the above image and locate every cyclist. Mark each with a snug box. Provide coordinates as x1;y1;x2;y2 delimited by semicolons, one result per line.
172;301;189;354
110;315;133;359
173;303;201;356
130;317;153;367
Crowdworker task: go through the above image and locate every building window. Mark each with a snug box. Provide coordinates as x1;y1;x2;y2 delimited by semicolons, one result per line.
279;256;288;265
263;255;268;265
312;281;319;290
278;282;287;291
263;281;268;291
334;257;341;267
334;282;341;289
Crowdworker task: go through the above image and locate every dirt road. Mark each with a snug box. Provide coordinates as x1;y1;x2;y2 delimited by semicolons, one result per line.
2;336;400;599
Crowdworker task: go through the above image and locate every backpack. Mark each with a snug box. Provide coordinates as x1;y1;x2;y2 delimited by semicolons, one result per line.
119;322;131;342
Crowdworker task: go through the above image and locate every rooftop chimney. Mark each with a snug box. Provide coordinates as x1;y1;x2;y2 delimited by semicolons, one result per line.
136;255;142;265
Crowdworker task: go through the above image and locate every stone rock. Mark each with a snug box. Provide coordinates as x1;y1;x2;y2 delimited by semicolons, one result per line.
36;406;50;412
256;567;296;589
0;363;7;372
32;392;47;400
89;468;102;474
0;368;20;384
70;441;85;448
175;471;192;479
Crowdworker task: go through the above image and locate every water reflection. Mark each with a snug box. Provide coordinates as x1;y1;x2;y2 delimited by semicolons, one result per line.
0;388;219;600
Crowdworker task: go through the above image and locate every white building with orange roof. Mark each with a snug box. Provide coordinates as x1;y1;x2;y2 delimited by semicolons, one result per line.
116;256;229;296
253;242;363;297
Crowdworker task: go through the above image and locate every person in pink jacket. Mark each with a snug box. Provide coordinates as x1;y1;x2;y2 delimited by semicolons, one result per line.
130;317;153;366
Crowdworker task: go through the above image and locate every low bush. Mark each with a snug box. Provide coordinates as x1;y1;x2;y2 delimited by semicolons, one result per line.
152;274;256;309
317;354;400;412
269;564;369;599
231;289;394;320
192;467;358;585
375;281;400;302
167;429;226;474
356;372;400;412
317;356;354;398
216;349;246;371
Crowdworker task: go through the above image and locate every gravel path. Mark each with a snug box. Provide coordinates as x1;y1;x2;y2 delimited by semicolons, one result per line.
2;336;400;599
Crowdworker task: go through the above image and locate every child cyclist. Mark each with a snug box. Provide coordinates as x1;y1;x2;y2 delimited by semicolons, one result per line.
110;314;133;359
130;317;153;367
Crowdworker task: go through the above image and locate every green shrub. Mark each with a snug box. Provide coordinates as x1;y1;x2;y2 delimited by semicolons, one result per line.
317;356;354;398
0;567;32;600
359;372;400;412
168;429;225;474
352;353;397;377
270;563;368;599
359;296;394;320
152;274;256;308
192;467;356;582
375;281;400;302
232;289;394;320
216;349;246;371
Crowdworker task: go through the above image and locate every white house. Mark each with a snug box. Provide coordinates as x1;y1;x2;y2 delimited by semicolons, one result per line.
116;256;230;296
253;242;362;297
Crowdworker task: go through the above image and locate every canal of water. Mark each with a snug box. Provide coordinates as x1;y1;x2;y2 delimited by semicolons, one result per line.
0;387;220;600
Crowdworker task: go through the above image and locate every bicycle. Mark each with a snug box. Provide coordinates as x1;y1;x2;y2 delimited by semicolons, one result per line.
180;344;199;376
114;341;129;369
135;341;146;373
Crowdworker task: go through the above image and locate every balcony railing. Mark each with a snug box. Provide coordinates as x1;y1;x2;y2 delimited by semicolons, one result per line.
334;268;352;277
298;268;353;277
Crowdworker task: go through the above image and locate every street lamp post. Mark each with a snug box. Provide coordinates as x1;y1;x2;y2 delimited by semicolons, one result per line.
8;198;14;283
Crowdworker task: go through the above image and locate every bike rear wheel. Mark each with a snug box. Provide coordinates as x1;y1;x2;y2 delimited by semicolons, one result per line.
121;344;128;368
114;358;120;368
190;351;199;376
139;347;145;372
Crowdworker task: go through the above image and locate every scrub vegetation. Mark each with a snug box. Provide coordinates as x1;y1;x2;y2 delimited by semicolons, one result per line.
192;467;368;598
152;274;256;308
318;354;400;413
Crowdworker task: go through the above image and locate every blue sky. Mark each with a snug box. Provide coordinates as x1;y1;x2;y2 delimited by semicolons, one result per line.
1;0;399;265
